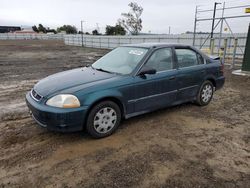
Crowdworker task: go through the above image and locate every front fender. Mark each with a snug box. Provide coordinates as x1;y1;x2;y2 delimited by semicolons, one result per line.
85;89;123;105
77;89;126;114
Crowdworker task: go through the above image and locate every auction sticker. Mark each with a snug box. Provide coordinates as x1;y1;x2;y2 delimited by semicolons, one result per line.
129;50;144;56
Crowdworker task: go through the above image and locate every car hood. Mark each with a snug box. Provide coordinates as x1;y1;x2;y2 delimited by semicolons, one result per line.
34;67;116;97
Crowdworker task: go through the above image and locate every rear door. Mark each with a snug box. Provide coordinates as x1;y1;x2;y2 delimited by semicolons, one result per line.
174;48;206;101
131;47;178;112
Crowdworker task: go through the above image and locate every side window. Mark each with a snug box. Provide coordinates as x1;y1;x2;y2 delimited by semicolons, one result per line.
197;53;204;64
146;48;173;72
175;49;198;68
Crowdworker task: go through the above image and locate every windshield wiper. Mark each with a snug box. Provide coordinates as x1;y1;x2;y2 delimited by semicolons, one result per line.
95;68;115;74
91;65;118;74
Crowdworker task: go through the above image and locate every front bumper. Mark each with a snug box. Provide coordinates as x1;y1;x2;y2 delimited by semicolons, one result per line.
26;92;88;132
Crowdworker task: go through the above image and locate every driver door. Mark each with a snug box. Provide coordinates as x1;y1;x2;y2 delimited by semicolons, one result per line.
131;47;178;113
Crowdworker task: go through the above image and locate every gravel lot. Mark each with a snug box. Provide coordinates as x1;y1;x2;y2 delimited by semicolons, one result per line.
0;40;249;188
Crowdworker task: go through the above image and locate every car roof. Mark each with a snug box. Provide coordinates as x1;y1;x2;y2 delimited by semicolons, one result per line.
122;43;191;49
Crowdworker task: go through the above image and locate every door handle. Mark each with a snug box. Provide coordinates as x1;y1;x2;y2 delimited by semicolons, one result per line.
169;76;176;80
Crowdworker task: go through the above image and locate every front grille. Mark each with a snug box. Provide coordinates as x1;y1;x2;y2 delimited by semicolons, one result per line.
31;89;42;101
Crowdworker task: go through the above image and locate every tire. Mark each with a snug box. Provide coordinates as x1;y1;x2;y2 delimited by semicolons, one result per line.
86;101;121;138
196;80;214;106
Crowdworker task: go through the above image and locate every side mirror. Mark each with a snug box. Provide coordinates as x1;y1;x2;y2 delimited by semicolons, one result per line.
138;66;156;76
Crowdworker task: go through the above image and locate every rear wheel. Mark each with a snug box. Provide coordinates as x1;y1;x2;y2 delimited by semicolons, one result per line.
196;80;214;106
86;101;121;138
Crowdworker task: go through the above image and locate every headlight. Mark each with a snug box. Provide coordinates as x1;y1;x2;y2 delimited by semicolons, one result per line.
46;94;80;108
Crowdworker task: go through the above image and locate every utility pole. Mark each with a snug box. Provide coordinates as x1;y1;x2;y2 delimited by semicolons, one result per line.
81;20;85;47
193;6;198;46
169;26;171;35
218;2;225;53
210;2;221;48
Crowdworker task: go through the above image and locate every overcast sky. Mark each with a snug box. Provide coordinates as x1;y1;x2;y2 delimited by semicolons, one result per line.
0;0;249;34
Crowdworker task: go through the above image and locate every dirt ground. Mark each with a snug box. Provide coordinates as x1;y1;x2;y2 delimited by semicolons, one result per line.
0;40;249;188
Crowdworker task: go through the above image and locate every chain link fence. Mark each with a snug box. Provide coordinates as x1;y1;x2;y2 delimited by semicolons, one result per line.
0;33;64;40
64;33;247;59
0;33;247;67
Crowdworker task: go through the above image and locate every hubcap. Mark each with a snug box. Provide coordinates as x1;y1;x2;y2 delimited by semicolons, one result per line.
201;84;213;103
93;107;117;134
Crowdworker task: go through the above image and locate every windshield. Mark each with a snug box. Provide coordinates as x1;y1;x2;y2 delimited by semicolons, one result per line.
92;47;148;75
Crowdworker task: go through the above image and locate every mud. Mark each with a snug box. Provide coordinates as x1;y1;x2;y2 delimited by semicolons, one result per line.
0;40;249;187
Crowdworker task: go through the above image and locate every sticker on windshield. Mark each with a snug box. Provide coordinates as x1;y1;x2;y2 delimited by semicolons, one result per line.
129;50;144;56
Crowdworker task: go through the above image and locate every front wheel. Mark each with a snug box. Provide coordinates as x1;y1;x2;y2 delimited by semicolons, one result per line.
86;101;121;138
196;81;214;106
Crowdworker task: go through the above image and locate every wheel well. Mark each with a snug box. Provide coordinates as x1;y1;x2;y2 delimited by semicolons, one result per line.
207;78;216;87
83;97;125;129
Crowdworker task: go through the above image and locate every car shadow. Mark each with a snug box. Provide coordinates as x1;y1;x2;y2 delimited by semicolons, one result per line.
37;101;198;141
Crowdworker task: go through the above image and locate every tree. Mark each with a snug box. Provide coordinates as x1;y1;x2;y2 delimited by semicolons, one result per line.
47;29;57;34
38;24;47;33
118;2;143;35
57;25;77;34
32;25;39;33
105;25;114;35
115;25;126;35
92;29;100;35
105;25;126;35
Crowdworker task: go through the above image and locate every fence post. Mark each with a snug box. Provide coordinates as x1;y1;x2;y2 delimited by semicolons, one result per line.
228;37;232;53
200;37;203;48
242;24;250;71
223;38;228;64
232;38;238;69
210;38;215;55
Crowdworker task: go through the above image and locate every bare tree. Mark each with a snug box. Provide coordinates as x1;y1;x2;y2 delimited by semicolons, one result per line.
118;2;143;35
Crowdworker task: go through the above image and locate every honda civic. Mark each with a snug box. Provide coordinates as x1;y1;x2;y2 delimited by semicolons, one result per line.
26;43;225;138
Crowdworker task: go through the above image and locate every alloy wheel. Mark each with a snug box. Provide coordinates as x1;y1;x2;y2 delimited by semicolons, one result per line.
201;84;213;103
